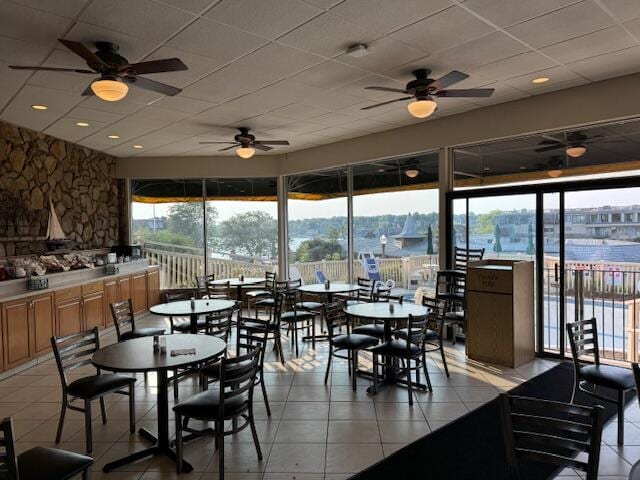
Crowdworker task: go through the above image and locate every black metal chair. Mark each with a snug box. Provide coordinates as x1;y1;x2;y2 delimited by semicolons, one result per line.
206;280;231;300
567;318;635;445
352;291;403;340
453;246;484;271
435;269;466;343
499;394;604;480
280;283;315;357
201;316;272;416
337;277;375;306
371;313;430;405
110;299;165;342
246;271;277;316
195;273;216;298
165;292;205;334
323;301;379;391
174;347;263;476
0;417;94;480
51;327;136;453
395;296;450;377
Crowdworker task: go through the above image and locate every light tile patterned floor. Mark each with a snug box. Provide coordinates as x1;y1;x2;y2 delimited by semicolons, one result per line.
0;312;637;479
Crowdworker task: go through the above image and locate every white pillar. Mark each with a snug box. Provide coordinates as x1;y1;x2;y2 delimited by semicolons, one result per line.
277;175;288;278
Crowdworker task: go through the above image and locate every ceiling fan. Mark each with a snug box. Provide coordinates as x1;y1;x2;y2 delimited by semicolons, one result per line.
9;39;187;101
532;156;565;178
361;68;494;118
535;131;623;158
199;127;290;159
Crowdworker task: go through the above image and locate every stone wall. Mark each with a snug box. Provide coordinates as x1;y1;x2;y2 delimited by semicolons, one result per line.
0;120;120;256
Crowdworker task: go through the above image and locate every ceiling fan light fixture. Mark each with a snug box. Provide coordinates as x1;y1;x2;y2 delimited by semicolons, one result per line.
566;145;587;158
91;77;128;101
405;168;419;178
548;169;562;178
407;97;437;118
236;146;255;159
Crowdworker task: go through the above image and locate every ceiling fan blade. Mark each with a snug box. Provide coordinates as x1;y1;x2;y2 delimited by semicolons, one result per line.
436;88;494;98
123;75;181;96
218;145;238;152
125;58;188;75
430;70;469;90
198;141;237;145
361;96;413;110
534;145;563;153
590;139;625;144
255;140;290;145
9;65;94;74
364;86;409;94
253;144;272;152
81;84;94;96
58;39;106;69
538;139;563;146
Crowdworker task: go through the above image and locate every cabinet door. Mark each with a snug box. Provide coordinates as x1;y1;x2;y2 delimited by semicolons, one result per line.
104;279;118;328
131;273;148;314
2;299;30;369
31;294;55;356
56;298;83;337
83;291;105;330
117;275;131;303
147;268;160;308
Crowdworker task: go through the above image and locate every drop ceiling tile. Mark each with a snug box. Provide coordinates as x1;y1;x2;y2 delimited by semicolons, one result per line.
207;0;322;39
269;103;332;121
335;37;425;74
182;75;250;104
462;0;579;28
303;0;343;9
465;82;527;106
141;46;226;88
190;104;257;126
106;143;143;157
567;45;640;81
428;32;529;72
335;99;403;119
128;106;193;124
0;2;72;47
44;117;109;142
204;43;323;92
232;113;294;130
167;17;267;61
8;84;81;112
343;118;397;133
469;51;555;82
66;106;124;123
291;60;369;89
389;6;495;55
599;0;640;21
335;75;407;101
10;0;89;18
309;111;361;126
152;95;214;114
1;104;64;132
623;17;640;40
278;12;379;57
263;120;327;136
506;1;615;49
80;0;195;42
502;65;582;91
0;35;52;66
163;120;217;136
64;22;156;63
540;26;636;64
153;0;217;14
80;95;147;115
330;0;452;36
0;60;30;110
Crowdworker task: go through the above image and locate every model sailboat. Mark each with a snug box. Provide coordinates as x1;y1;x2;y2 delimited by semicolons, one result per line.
46;197;69;250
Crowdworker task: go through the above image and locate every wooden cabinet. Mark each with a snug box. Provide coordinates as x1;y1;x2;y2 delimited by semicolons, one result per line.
55;282;106;336
56;296;83;337
1;293;54;369
147;268;160;308
83;291;105;330
117;275;131;303
104;278;118;327
131;272;148;314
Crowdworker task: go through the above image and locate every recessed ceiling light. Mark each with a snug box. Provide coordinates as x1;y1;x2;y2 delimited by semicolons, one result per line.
31;104;47;110
520;166;527;170
132;145;143;149
346;44;370;58
483;167;491;171
532;77;550;84
75;121;89;127
108;135;120;139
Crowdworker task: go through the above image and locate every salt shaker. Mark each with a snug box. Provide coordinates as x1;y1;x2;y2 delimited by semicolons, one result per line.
190;297;195;310
153;335;160;353
159;336;167;354
325;279;330;289
389;303;395;313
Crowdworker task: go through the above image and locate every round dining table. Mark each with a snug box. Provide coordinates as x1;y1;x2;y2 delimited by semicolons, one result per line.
92;334;226;473
211;277;265;301
149;299;236;334
344;302;429;392
298;283;361;342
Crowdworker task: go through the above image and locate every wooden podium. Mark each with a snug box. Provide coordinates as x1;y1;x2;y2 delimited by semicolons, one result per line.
466;259;534;368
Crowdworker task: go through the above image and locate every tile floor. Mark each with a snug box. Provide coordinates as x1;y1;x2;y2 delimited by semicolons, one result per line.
0;312;638;479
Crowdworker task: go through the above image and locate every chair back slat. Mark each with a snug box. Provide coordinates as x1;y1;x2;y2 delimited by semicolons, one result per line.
0;418;18;480
454;246;485;271
422;296;446;340
205;308;234;342
567;318;600;366
324;301;348;340
206;281;230;299
195;274;215;297
165;292;190;303
236;317;270;380
51;327;100;389
219;348;261;405
110;299;135;340
500;394;604;480
356;277;374;301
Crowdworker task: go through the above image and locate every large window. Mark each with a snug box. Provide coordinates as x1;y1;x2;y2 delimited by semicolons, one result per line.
287;168;348;282
352;154;439;292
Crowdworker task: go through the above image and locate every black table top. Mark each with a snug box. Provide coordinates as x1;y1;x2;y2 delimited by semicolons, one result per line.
344;301;428;320
298;283;360;294
92;334;226;373
631;460;640;480
149;299;235;316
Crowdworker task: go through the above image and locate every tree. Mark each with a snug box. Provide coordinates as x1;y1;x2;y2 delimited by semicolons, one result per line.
493;224;502;253
476;209;502;234
295;238;344;262
426;224;434;255
165;202;218;248
216;211;277;259
526;222;535;255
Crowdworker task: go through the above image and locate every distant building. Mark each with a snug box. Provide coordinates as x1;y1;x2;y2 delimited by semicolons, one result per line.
392;212;426;249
